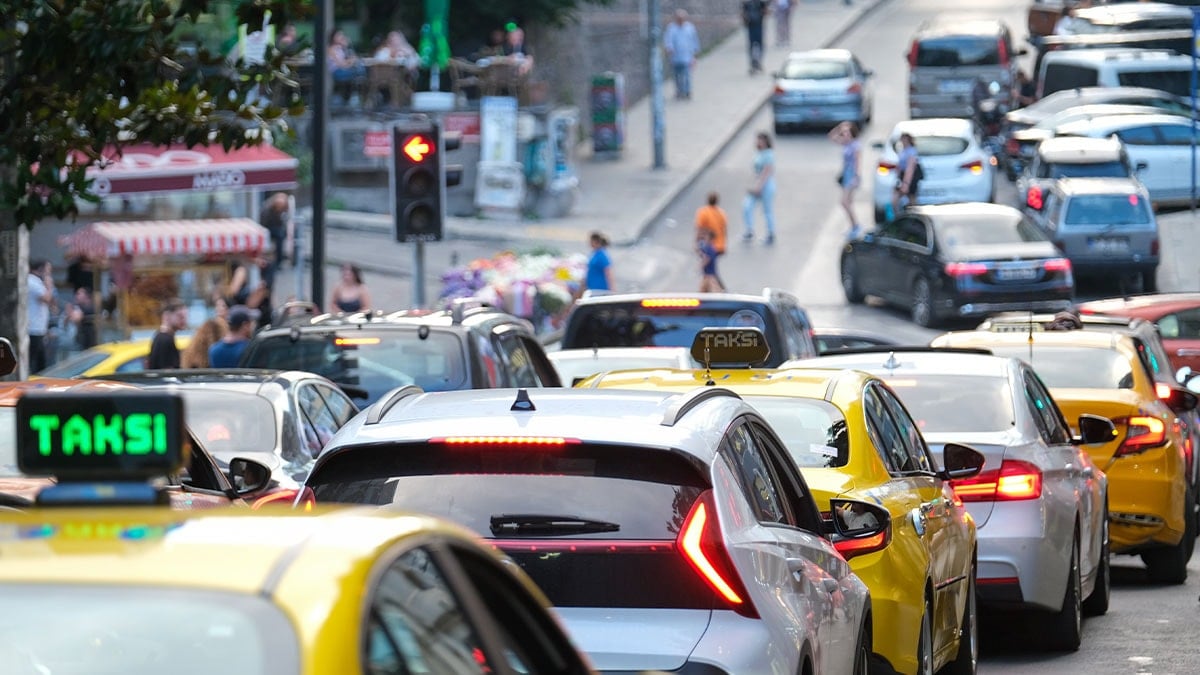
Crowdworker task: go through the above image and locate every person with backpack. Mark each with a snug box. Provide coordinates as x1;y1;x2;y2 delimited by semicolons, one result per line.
891;132;921;220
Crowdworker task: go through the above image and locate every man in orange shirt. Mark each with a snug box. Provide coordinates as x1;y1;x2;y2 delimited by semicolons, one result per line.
695;191;727;289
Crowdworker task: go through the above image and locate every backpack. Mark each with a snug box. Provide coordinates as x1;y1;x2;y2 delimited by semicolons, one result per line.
910;161;925;193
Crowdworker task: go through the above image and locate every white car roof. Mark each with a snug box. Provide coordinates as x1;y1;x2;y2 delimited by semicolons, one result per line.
1056;112;1193;135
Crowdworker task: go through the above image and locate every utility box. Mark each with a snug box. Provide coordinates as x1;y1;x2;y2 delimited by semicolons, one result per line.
590;72;625;158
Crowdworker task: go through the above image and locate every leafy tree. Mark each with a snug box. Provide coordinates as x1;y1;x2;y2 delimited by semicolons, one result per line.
0;0;308;378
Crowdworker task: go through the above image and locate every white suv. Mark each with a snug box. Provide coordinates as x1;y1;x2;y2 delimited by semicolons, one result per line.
1037;48;1198;99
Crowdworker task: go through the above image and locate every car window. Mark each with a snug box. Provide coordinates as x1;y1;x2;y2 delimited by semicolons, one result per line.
876;218;906;241
1157;124;1200;146
879;387;934;472
1117;71;1190;98
902;135;969;156
723;422;788;525
883;374;1015;433
496;333;541;388
744;396;850;468
1158;308;1200;339
314;382;357;426
1042;64;1100;94
1023;371;1072;445
1047;161;1129;179
747;420;824;534
898;218;929;248
938;215;1048;247
1116;125;1160;145
115;357;148;373
863;385;911;473
1133;337;1171;383
1064;194;1152;226
364;547;490;675
517;336;560;387
1044;191;1065;226
987;345;1135;389
34;350;112;378
915;35;1001;67
299;384;340;459
783;59;851;79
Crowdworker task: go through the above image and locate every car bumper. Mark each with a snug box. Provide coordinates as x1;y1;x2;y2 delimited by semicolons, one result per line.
974;500;1069;611
873;172;994;209
1068;258;1158;276
773;99;864;125
1107;444;1189;552
948;297;1073;318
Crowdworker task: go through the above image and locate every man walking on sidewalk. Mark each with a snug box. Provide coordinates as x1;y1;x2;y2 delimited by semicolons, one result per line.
664;9;701;99
742;0;769;74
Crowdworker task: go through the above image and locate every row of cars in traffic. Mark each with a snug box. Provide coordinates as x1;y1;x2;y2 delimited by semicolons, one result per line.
6;288;1200;673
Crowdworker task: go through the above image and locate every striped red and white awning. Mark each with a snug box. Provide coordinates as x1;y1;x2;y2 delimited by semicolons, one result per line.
59;218;269;259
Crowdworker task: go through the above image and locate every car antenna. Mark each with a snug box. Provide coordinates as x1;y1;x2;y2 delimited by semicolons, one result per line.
1027;309;1035;365
511;388;536;412
701;345;715;387
883;351;900;373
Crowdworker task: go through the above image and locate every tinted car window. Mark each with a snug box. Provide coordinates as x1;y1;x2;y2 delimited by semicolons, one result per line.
35;350;112;378
1042;64;1101;94
884;375;1015;433
899;136;970;156
178;390;277;458
1158;124;1200;145
724;424;787;524
1116;126;1160;145
784;59;851;79
938;215;1049;247
1117;71;1190;98
863;386;912;472
1044;161;1129;179
1023;372;1073;445
988;346;1134;389
309;442;712;610
1064;194;1152;225
916;36;1001;66
880;389;934;472
241;331;467;404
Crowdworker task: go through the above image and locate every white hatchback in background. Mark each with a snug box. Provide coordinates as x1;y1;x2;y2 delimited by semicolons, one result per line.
1055;113;1200;207
871;118;997;223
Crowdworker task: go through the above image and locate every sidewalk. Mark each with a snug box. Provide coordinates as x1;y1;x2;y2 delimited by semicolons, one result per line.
325;0;888;248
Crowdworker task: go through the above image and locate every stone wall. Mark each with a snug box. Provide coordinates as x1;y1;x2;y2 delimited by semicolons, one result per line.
527;1;742;137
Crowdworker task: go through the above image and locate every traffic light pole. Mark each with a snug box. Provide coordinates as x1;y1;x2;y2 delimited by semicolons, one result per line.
649;0;666;170
311;0;332;307
414;241;427;308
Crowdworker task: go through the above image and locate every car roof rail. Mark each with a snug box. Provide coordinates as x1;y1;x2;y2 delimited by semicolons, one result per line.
450;298;495;325
271;301;321;327
815;346;995;357
364;385;425;425
661;387;742;427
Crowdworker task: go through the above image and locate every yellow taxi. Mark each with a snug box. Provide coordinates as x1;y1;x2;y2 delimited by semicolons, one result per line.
33;337;191;379
0;387;595;675
932;327;1197;583
580;328;983;675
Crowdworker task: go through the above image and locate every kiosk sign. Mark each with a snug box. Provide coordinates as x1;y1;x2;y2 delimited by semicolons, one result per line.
17;393;186;478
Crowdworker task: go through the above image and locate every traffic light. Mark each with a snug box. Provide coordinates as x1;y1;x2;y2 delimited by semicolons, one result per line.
394;119;444;242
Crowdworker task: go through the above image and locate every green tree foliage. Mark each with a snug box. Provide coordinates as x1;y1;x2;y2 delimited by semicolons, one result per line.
0;0;310;228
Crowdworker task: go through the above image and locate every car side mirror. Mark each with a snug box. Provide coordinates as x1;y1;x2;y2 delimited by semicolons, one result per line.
1162;387;1199;414
228;457;273;496
825;498;891;539
940;442;985;480
1177;366;1193;385
864;68;874;77
0;338;15;376
1074;413;1118;445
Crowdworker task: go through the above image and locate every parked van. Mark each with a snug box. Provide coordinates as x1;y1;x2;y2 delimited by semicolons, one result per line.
1037;47;1198;99
907;18;1023;118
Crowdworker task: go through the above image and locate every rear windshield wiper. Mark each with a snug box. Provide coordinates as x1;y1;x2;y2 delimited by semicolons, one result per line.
490;514;620;536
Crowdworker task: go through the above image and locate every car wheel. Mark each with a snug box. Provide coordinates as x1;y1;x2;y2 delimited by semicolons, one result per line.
916;598;934;675
941;562;977;674
1142;269;1158;293
1083;512;1110;617
874;205;888;224
1142;484;1195;584
1043;534;1082;652
911;278;936;328
841;257;865;304
852;617;871;675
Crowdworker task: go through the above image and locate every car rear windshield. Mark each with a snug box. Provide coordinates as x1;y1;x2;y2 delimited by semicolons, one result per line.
0;584;299;675
938;215;1049;247
1117;70;1190;98
309;442;715;609
241;330;466;404
916;36;1002;67
987;346;1134;389
564;303;777;351
743;397;850;468
1064;194;1152;225
1045;161;1129;179
882;375;1015;433
784;59;851;79
906;136;970;156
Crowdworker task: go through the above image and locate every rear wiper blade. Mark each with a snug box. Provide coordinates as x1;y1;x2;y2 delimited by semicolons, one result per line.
489;514;620;536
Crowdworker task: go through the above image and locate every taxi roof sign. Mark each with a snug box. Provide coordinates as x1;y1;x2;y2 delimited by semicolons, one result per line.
690;327;770;367
16;392;186;480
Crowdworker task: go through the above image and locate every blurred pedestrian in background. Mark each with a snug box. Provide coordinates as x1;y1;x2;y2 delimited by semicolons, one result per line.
698;229;725;293
743;132;777;245
260;192;292;277
65;287;97;352
181;315;228;369
329;263;373;313
208;306;260;368
584;232;614;293
741;0;768;74
26;259;55;373
829;121;863;238
774;0;792;47
147;299;188;370
664;9;700;99
695;191;728;260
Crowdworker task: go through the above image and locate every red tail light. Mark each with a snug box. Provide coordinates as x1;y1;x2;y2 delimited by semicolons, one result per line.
774;85;785;95
960;160;984;175
678;491;757;618
1151;238;1160;256
877;161;897;176
430;436;581;446
847;82;862;94
998;39;1010;66
1005;138;1020;155
252;487;316;511
1043;257;1071;272
1118;416;1167;456
952;459;1043;502
908;41;918;67
1026;186;1044;210
945;262;988;277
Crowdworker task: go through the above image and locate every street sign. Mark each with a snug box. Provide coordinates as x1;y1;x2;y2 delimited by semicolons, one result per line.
363;130;392;158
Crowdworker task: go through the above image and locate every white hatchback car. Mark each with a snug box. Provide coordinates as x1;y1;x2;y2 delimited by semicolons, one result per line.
872;118;996;222
308;386;887;674
1055;113;1200;207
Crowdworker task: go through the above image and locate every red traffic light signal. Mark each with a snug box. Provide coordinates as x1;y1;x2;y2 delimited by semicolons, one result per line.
403;135;433;163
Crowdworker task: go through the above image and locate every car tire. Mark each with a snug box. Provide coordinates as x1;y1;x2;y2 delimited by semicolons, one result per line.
1083;512;1111;617
852;617;871;675
911;278;936;328
1043;534;1082;652
1142;484;1195;584
941;562;978;675
842;257;865;304
874;206;888;224
916;597;934;675
1142;269;1158;293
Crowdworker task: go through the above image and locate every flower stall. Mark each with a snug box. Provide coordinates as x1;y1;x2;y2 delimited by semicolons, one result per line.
439;250;585;333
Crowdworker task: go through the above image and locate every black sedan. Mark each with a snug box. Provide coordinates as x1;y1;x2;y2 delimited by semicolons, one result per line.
840;203;1075;327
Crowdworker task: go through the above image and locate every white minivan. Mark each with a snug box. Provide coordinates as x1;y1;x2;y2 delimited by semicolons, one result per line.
1036;47;1198;100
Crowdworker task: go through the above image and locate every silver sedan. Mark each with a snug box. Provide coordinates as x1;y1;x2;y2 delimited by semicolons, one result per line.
787;349;1114;652
771;48;873;132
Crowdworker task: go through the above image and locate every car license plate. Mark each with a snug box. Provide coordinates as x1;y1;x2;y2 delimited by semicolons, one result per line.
996;266;1038;281
1088;237;1129;254
937;79;974;94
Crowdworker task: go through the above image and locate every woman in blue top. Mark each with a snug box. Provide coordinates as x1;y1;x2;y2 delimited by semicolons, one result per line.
829;121;862;237
742;132;777;245
584;231;614;292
